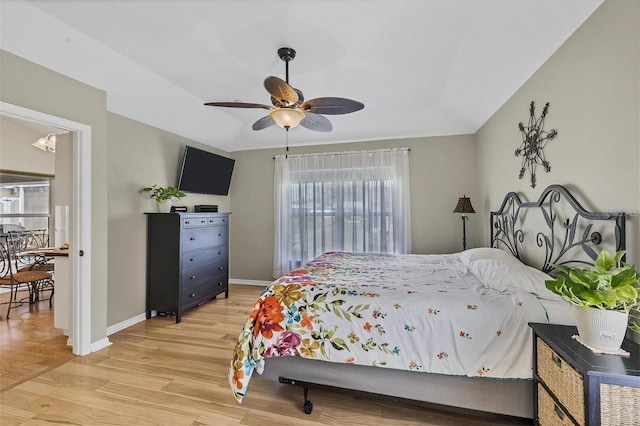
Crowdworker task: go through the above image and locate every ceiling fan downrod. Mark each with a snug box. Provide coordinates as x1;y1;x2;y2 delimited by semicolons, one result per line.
277;47;296;84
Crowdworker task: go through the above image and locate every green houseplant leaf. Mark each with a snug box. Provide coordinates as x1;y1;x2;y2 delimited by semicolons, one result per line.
545;249;640;333
140;185;186;202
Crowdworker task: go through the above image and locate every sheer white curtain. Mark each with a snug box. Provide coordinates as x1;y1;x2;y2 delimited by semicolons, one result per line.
273;148;411;278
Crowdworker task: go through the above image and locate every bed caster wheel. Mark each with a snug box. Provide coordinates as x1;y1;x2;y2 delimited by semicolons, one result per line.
304;400;313;414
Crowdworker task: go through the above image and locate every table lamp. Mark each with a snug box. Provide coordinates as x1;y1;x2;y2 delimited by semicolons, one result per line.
453;195;475;250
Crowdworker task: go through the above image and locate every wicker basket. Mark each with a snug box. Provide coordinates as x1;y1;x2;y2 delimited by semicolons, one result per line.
537;337;585;425
538;383;575;426
601;383;640;426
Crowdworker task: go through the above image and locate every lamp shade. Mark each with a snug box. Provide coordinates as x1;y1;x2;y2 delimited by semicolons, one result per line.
453;196;475;214
270;108;305;129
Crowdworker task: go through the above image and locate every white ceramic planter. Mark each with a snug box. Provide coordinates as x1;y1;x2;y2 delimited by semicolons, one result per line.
157;200;172;213
573;304;628;352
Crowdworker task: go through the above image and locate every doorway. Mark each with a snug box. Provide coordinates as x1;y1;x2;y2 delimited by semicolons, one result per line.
0;101;92;355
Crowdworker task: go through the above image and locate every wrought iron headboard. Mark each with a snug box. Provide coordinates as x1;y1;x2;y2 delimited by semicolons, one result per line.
490;184;626;273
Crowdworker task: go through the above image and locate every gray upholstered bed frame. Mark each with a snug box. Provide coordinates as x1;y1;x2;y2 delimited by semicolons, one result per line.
256;184;627;419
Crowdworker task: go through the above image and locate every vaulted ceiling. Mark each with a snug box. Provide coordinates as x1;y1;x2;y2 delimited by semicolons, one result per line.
0;0;603;152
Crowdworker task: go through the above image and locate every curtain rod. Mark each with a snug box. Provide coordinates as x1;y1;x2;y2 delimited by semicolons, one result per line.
273;147;410;159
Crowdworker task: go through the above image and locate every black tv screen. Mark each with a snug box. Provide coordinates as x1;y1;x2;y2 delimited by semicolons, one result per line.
177;146;235;195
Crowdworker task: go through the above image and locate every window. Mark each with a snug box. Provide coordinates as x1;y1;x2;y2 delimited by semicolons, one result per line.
0;172;52;237
273;148;411;277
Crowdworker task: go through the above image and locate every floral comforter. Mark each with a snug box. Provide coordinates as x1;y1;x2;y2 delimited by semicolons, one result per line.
229;252;552;403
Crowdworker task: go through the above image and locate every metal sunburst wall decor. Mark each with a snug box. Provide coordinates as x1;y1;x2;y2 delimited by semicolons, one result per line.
515;101;557;188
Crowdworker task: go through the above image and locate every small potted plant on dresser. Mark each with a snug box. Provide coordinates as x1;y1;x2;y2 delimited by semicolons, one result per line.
140;185;186;213
545;249;640;352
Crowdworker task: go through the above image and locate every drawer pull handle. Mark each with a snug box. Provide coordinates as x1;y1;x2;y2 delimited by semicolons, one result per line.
185;221;190;224
190;237;195;241
190;293;196;297
553;404;565;420
218;251;222;255
551;353;562;368
190;275;196;280
218;234;222;237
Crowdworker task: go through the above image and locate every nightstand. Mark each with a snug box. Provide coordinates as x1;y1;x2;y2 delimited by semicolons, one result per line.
530;323;640;425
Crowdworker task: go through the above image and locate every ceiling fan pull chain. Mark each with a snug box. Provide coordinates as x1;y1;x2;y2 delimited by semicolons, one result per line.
285;128;289;159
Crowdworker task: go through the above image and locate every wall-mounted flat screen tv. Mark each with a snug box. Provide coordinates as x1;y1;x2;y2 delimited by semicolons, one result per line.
177;146;235;196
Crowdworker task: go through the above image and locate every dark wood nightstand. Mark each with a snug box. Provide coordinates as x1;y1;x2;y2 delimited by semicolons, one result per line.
529;323;640;425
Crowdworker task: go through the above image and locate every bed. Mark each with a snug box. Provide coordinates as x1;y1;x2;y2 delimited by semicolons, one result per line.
229;184;626;418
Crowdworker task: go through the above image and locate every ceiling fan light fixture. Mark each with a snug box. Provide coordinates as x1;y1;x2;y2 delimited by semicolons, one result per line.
270;108;305;130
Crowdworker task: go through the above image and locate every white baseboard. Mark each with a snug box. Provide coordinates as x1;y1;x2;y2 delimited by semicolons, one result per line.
91;337;112;352
103;282;266;338
106;312;148;336
229;278;272;287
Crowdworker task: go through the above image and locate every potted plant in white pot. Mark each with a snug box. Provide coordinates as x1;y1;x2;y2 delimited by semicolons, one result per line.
140;185;186;213
545;249;640;352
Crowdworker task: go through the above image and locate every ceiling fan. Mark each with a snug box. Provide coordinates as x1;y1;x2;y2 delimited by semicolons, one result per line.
204;47;364;132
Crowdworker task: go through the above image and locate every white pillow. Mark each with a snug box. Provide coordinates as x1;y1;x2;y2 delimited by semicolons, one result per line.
467;257;564;302
458;247;515;265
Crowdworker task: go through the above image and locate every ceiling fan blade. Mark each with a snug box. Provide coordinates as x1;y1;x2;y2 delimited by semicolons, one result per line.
300;112;332;132
301;97;364;115
204;102;272;109
264;76;298;106
252;116;276;131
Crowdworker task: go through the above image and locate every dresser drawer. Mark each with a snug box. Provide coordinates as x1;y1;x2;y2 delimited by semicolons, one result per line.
181;216;211;228
181;226;228;251
537;337;585;425
181;275;228;309
181;259;228;289
538;383;576;426
181;246;228;270
207;216;228;226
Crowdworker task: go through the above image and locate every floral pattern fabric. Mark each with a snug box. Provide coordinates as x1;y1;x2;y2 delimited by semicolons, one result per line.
230;252;552;403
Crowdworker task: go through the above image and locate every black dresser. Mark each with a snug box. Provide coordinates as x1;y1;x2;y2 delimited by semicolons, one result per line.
146;212;229;322
530;323;640;425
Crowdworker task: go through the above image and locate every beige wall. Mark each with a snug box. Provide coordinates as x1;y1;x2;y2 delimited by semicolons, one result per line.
2;0;637;334
1;49;110;343
107;112;231;325
476;0;640;265
229;134;477;281
0;116;55;175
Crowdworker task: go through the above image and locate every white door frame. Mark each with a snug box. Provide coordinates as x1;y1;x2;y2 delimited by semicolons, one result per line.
1;101;92;355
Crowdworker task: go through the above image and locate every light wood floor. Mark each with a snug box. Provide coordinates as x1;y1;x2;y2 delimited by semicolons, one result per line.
0;285;531;425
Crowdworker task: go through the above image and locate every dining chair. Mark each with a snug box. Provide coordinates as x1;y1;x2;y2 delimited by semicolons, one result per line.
0;238;54;319
8;230;55;303
11;230;54;273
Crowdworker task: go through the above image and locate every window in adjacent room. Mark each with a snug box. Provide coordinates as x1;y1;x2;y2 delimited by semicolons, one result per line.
0;171;52;239
273;148;411;277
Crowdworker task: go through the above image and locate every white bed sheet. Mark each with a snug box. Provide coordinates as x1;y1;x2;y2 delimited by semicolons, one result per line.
230;251;572;402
